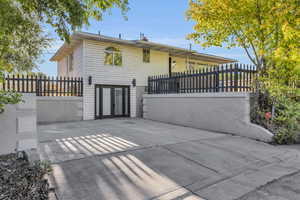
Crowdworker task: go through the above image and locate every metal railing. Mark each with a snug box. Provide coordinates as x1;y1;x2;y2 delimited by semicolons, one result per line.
1;75;83;96
148;64;257;94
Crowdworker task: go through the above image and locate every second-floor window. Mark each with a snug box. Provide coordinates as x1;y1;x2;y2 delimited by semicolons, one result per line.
143;48;150;63
104;47;122;66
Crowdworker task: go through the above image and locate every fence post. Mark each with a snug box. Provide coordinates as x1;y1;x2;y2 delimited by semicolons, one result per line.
147;77;151;94
36;77;40;96
215;67;219;92
175;73;179;93
234;64;239;92
80;77;83;96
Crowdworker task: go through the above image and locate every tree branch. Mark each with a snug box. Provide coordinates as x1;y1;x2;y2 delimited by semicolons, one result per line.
248;38;261;68
242;44;258;66
231;29;258;66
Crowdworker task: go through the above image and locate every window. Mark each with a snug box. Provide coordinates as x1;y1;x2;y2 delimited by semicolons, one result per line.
104;47;122;66
143;48;150;63
68;53;74;72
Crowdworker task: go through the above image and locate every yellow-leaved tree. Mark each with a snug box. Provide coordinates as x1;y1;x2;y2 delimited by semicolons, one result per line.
187;0;300;144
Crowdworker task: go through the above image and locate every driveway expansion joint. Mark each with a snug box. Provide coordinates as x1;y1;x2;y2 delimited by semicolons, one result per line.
161;145;221;174
236;169;300;200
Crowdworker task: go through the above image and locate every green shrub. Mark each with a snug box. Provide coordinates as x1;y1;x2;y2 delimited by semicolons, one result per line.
0;91;22;113
272;97;300;144
252;91;300;144
274;128;298;145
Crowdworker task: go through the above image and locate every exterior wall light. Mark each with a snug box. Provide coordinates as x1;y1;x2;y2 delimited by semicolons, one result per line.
88;76;92;85
132;78;136;87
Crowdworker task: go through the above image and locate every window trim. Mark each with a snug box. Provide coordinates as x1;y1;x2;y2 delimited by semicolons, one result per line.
143;48;150;63
104;47;122;66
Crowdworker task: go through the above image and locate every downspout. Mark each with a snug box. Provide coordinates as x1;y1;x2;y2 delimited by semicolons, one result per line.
169;57;172;77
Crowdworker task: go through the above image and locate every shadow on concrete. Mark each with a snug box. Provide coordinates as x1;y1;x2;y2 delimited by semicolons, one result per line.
40;134;140;163
52;151;205;200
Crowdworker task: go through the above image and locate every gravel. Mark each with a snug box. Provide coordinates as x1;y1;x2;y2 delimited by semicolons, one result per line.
0;153;51;200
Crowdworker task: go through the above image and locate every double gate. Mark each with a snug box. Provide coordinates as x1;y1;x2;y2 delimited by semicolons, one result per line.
95;85;130;119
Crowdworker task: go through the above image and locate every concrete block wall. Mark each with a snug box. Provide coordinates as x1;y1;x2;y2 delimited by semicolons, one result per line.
17;94;37;151
0;94;83;155
0;94;37;155
37;96;83;124
136;86;146;118
143;92;273;142
0;104;17;154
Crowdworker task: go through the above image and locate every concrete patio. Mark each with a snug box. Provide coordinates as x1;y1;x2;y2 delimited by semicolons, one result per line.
38;119;300;200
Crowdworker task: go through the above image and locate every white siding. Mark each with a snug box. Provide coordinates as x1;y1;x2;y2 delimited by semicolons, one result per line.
82;40;170;120
69;43;83;77
57;43;83;77
57;57;67;76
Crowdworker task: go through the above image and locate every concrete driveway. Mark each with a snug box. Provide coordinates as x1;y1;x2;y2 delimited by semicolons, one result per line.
38;119;300;200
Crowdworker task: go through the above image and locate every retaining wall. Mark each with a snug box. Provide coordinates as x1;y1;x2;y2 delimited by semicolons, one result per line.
136;86;146;118
143;92;273;142
0;94;37;155
0;94;83;155
37;96;83;124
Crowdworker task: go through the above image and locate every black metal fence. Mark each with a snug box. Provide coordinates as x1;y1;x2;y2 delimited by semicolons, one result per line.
1;75;83;96
148;64;258;94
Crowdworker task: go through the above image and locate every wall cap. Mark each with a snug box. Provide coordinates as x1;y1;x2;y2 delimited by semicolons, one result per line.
37;96;83;101
143;92;251;98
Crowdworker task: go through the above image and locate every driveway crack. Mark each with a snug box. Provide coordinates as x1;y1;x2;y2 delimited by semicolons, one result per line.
161;145;221;175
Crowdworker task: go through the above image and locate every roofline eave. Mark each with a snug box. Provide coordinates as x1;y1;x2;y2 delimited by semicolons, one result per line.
50;31;237;64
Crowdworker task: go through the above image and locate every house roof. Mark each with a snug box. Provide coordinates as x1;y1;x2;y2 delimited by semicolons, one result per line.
50;31;237;64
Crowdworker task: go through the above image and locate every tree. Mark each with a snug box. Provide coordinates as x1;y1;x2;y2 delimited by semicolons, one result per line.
0;0;50;112
0;0;50;73
187;0;300;143
0;0;128;112
187;0;299;70
17;0;129;41
1;0;128;71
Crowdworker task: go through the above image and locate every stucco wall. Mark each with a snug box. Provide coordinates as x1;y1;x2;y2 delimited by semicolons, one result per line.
0;104;17;154
143;92;273;142
136;86;146;118
37;96;83;124
0;94;84;155
0;94;37;155
171;57;216;72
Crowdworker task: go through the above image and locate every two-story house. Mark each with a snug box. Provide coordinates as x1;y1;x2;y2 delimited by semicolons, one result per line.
51;32;236;120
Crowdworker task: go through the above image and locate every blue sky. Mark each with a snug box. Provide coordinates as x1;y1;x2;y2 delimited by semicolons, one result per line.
39;0;251;76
